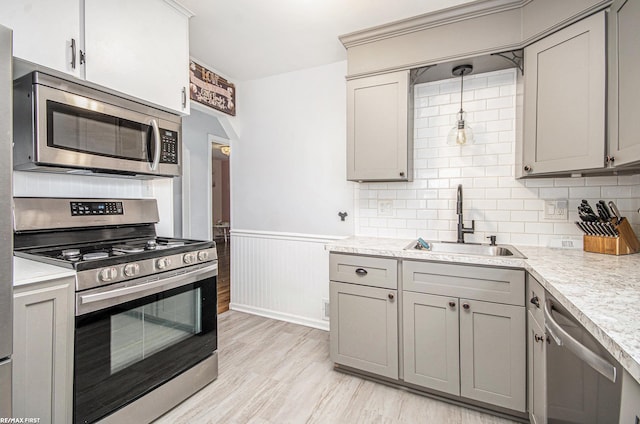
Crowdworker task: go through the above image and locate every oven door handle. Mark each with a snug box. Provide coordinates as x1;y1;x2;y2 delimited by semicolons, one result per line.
77;263;217;315
150;118;161;171
544;300;617;383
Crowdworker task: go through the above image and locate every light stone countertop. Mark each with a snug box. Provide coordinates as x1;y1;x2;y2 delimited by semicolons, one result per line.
13;256;76;287
326;236;640;385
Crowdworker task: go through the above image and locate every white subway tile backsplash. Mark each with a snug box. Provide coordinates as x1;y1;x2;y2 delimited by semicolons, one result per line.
354;68;640;246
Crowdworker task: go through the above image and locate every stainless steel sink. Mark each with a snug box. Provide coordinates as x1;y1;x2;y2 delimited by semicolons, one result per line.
405;239;526;259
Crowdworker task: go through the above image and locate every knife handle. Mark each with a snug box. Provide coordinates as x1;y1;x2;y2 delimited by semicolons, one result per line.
608;201;622;224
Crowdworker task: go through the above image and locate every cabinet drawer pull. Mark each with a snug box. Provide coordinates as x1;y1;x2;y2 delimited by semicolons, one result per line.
524;165;532;172
530;296;540;308
388;293;394;300
534;333;546;343
354;268;368;276
182;87;187;109
448;301;456;308
462;303;470;310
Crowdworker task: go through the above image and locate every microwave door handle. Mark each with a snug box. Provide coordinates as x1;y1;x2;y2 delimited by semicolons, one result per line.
544;300;617;383
150;118;161;171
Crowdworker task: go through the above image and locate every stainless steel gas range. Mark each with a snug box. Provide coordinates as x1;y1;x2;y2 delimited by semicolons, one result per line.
13;197;219;424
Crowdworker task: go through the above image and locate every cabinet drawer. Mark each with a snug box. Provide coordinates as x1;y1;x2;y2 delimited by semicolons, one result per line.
330;254;397;289
403;261;524;306
526;274;546;325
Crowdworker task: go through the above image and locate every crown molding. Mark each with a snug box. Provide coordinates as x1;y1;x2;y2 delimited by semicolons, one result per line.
339;0;529;48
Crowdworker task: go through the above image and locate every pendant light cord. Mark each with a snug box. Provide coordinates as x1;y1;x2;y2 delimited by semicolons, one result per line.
459;70;464;114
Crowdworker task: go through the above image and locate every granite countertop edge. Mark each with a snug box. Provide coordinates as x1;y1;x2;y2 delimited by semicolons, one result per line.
326;236;640;385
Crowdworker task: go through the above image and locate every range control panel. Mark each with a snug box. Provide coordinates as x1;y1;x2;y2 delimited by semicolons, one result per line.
160;129;178;164
71;201;124;216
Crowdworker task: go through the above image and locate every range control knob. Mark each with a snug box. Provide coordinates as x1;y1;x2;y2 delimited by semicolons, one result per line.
99;267;118;282
123;263;140;277
183;253;197;264
197;251;209;261
156;257;172;270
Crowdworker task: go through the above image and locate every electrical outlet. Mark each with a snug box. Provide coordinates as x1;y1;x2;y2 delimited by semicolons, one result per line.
378;200;394;217
543;199;568;220
322;298;330;321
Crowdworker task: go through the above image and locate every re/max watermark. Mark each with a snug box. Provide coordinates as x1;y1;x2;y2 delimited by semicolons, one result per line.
0;418;41;423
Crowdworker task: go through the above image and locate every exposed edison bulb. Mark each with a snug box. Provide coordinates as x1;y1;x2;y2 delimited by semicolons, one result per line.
447;111;474;145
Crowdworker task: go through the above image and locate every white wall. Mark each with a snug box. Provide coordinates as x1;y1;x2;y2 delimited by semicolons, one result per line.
355;68;640;246
233;60;354;236
231;60;354;329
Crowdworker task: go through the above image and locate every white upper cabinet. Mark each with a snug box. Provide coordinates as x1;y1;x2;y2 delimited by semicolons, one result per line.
0;0;82;77
84;0;191;114
0;0;191;114
521;12;606;176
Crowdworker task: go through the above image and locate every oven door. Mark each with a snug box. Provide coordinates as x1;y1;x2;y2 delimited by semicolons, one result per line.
34;84;180;177
74;264;216;424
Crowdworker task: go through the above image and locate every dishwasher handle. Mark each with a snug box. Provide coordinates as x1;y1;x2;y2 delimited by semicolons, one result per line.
544;300;617;383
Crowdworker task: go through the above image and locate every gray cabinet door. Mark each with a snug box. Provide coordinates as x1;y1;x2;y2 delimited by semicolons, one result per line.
13;277;74;424
522;12;606;176
330;281;398;379
608;0;640;167
403;291;460;396
528;310;547;424
346;71;412;182
459;299;526;412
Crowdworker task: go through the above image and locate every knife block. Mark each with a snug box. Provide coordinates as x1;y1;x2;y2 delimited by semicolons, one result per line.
583;217;640;255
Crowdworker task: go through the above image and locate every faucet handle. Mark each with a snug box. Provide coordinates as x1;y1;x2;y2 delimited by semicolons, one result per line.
487;235;497;246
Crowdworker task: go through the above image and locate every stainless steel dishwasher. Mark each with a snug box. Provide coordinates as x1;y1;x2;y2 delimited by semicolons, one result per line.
544;294;622;423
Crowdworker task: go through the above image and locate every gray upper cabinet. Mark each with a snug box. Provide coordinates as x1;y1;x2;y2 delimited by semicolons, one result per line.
346;71;412;182
521;11;606;176
608;0;640;168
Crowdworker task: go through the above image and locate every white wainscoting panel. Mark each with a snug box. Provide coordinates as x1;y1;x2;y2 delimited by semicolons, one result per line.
230;230;343;331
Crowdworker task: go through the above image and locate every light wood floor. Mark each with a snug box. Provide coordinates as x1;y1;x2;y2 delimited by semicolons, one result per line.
155;310;519;424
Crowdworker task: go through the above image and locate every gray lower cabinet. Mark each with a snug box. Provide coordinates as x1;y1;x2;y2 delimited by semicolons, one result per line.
403;291;460;395
13;276;74;423
346;70;412;182
329;253;399;379
608;0;640;167
402;260;526;413
527;275;547;424
329;281;398;379
521;11;606;176
619;369;640;424
528;310;547;424
459;299;526;410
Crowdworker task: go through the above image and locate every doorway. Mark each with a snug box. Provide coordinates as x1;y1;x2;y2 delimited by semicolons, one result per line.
212;142;231;313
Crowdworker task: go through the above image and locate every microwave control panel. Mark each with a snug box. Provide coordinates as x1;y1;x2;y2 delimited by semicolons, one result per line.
160;130;178;164
70;201;124;216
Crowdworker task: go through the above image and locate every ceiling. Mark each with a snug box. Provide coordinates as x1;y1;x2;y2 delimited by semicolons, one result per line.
181;0;476;82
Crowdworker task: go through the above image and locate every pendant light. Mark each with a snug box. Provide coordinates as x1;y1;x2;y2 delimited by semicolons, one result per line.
448;64;474;146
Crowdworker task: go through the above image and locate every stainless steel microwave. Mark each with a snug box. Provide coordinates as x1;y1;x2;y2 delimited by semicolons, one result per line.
13;72;181;178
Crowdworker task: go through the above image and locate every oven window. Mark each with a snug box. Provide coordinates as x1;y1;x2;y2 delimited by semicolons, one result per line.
110;289;202;374
74;277;216;424
47;100;153;162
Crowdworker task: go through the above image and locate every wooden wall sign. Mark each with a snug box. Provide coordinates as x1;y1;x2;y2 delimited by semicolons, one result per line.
189;60;236;116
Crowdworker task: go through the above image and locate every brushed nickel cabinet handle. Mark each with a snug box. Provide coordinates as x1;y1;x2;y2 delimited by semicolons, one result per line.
71;38;77;69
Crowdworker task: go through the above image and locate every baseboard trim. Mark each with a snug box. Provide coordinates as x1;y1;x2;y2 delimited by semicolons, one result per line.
230;303;330;332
